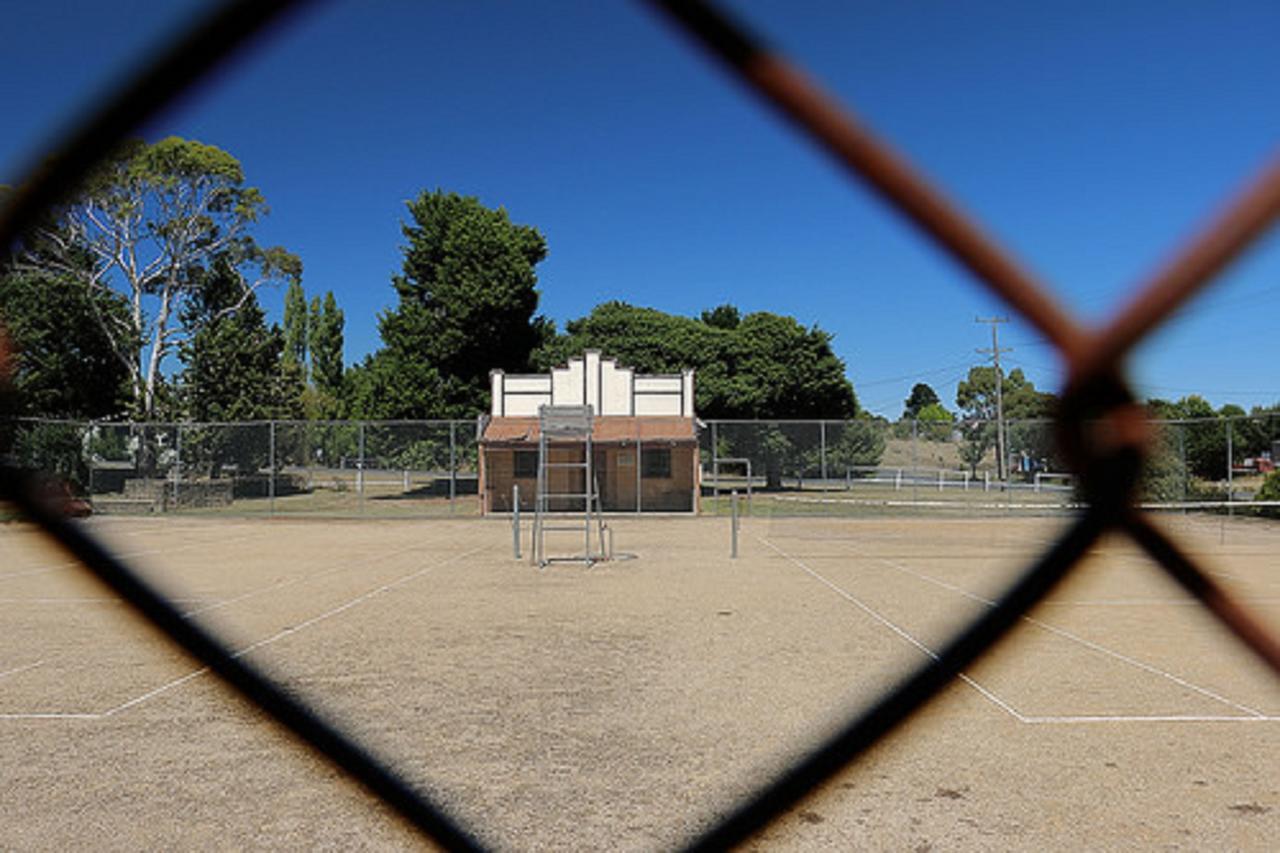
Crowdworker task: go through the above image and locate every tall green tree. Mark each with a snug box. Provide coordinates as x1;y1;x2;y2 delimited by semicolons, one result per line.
539;301;865;488
308;289;345;412
14;137;299;417
1146;395;1238;481
538;301;859;419
0;259;132;419
282;280;308;379
179;257;301;423
903;382;941;420
955;366;1056;476
349;190;550;418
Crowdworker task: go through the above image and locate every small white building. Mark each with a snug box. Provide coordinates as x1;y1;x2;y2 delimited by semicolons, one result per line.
479;351;699;513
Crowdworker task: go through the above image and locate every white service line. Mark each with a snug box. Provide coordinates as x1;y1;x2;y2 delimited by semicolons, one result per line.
866;552;1270;719
1020;714;1279;724
0;543;491;721
0;525;275;582
179;540;438;618
0;660;44;680
757;536;1026;722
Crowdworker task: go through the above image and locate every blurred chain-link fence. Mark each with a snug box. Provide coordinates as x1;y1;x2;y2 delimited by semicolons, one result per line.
8;414;1278;520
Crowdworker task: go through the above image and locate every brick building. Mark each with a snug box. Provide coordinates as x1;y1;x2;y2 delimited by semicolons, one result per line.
479;351;699;513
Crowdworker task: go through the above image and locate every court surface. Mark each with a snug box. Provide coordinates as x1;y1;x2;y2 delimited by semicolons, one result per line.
1;512;1276;850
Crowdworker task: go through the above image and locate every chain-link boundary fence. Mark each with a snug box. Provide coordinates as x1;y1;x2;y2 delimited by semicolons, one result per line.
1;1;1278;850
7;415;1278;520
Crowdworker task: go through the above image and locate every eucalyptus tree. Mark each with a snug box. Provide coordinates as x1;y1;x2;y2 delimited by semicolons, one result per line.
13;137;299;418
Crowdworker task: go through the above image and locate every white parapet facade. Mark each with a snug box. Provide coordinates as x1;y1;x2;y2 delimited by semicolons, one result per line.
490;350;695;418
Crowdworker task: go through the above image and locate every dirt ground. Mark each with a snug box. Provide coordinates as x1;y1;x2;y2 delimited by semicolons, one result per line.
0;512;1275;850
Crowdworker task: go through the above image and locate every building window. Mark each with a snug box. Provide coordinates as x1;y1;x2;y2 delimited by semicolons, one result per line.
641;448;671;479
514;450;538;478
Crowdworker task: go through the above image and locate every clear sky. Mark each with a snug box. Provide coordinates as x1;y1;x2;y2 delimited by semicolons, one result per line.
4;0;1279;418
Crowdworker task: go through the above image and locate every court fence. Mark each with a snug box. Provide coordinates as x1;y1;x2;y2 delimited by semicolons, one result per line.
5;413;1277;519
2;1;1279;848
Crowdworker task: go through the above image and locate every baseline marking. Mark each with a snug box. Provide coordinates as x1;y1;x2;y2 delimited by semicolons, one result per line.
0;543;491;721
757;535;1278;725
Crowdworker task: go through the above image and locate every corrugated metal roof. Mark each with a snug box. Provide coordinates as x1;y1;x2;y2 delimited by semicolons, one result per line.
481;416;696;444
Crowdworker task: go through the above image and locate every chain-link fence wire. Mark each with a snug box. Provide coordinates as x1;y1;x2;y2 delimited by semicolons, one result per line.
0;0;1278;850
3;418;482;517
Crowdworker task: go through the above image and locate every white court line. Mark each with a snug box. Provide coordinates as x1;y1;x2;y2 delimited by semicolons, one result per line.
0;526;276;582
177;540;435;619
0;660;44;680
0;597;206;605
757;536;1027;723
0;543;490;721
862;551;1270;719
1020;714;1279;724
758;535;1278;725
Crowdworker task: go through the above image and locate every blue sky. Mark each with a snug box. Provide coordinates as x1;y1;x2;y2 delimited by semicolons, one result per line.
4;0;1279;417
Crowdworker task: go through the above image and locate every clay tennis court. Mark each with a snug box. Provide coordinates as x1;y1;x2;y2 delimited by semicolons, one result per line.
1;513;1276;849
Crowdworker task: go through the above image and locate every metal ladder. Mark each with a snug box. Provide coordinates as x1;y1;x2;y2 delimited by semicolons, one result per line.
531;406;609;567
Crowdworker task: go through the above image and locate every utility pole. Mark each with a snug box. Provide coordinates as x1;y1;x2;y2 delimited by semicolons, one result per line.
975;316;1012;481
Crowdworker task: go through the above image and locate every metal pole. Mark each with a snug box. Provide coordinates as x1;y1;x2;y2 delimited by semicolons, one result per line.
584;434;592;562
269;420;276;515
513;484;521;559
911;418;918;504
1179;423;1187;508
1227;418;1234;516
173;423;182;507
711;421;719;511
357;422;365;511
636;436;642;514
976;316;1011;481
449;421;457;514
819;420;827;494
731;489;739;558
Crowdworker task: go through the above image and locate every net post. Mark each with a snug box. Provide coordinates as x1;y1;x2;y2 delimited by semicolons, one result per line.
512;483;521;559
731;489;739;558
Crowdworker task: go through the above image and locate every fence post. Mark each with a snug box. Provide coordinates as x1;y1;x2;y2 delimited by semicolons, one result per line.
357;421;365;510
710;421;719;511
1227;418;1234;516
637;435;643;514
87;422;96;497
449;421;457;514
512;483;521;559
173;423;182;507
910;418;919;503
269;420;276;515
1179;423;1188;507
731;489;739;558
819;420;827;494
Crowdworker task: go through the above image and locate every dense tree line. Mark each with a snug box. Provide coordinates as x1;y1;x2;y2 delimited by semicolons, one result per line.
4;146;1274;496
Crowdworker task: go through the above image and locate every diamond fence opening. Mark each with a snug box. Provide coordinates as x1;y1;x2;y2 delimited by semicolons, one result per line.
1;0;1277;850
